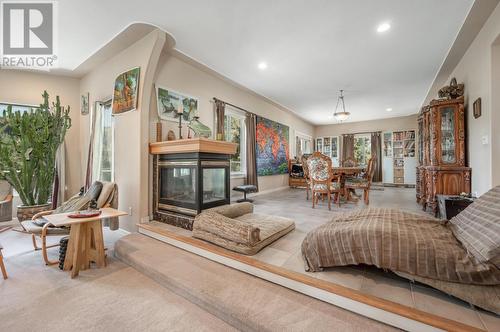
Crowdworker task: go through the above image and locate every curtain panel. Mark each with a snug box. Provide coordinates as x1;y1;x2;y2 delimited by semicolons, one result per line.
342;134;355;162
245;113;259;190
371;132;382;182
214;99;225;139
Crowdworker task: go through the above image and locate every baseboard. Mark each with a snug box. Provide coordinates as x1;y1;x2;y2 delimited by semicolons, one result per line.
249;186;289;197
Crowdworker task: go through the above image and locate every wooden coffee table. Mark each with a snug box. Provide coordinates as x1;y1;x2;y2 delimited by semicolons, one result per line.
43;208;127;278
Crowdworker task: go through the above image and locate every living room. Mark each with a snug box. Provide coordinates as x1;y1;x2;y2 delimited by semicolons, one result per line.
1;1;500;331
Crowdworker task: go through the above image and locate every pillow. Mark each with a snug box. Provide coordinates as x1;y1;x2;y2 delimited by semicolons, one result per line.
450;186;500;267
194;211;260;246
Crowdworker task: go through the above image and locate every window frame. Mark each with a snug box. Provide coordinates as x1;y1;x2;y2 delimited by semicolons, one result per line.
224;107;247;178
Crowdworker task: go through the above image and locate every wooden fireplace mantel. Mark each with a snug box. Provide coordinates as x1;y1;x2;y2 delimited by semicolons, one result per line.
149;138;237;155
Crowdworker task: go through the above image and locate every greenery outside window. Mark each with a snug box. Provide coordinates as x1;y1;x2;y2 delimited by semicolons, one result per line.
224;108;246;176
92;100;114;182
0;103;33;115
354;134;371;166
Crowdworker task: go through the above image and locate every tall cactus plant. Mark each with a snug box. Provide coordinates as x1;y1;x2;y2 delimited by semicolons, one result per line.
0;91;71;206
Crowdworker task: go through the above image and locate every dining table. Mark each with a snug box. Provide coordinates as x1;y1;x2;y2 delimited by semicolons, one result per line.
332;166;366;201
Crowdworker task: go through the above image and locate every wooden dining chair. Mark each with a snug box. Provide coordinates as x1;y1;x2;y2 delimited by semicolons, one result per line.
301;154;312;200
307;152;342;210
345;157;376;204
0;243;7;280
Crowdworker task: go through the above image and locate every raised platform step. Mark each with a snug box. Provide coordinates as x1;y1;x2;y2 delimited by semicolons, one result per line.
115;233;397;331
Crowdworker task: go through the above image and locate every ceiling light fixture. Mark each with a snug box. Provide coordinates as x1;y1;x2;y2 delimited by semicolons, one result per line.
386;107;393;112
377;22;391;33
333;90;350;122
258;62;268;70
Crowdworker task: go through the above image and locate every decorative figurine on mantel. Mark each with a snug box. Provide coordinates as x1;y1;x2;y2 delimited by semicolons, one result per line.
177;104;183;139
188;114;212;138
167;130;176;141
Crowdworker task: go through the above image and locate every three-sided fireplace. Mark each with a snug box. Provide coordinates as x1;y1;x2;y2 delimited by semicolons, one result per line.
150;139;237;230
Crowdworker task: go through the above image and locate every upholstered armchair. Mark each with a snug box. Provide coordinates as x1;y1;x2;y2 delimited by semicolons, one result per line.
307;152;341;210
345;157;376;204
0;180;13;222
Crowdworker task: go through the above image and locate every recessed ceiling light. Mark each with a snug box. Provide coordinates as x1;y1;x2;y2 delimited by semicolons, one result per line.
258;62;268;70
386;108;393;112
377;22;391;33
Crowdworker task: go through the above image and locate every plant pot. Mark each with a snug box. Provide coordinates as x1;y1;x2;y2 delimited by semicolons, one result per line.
16;203;52;222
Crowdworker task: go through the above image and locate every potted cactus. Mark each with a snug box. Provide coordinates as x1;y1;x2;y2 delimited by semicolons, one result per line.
0;91;71;221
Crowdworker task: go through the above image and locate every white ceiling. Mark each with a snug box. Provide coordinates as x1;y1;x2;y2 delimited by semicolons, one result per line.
56;0;474;124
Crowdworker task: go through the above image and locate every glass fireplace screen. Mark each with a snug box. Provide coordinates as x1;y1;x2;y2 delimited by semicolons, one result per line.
157;159;229;215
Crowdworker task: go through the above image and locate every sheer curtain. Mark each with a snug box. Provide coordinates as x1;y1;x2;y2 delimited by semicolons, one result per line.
91;101;114;182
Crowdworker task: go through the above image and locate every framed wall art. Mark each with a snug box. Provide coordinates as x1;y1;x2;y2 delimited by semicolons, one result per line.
112;67;140;115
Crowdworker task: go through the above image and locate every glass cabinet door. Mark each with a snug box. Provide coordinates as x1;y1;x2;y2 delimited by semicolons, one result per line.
383;132;393;157
440;107;456;164
331;137;338;158
323;137;331;157
418;120;423;164
316;138;323;152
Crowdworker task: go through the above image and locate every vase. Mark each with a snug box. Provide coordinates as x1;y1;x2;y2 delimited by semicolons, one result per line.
17;203;52;222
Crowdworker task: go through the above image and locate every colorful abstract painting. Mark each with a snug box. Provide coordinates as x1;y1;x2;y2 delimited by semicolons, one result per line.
112;67;140;115
256;116;290;176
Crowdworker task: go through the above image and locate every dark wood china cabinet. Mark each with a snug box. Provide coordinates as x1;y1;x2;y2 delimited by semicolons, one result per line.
416;96;471;214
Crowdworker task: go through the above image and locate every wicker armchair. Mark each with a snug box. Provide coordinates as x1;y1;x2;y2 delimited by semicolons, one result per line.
345;157;376;204
307;152;341;210
0;181;13;222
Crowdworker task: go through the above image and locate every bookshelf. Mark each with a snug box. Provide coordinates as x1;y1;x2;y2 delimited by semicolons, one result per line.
382;130;416;185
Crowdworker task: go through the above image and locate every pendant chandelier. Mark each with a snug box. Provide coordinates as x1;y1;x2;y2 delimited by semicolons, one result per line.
333;89;350;121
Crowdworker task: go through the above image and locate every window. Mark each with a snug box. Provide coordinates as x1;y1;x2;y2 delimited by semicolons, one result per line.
295;133;312;159
0;103;33;115
224;108;246;176
354;134;371;166
92;100;114;182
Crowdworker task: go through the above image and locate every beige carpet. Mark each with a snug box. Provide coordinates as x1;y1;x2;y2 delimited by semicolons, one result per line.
0;248;235;331
115;233;398;331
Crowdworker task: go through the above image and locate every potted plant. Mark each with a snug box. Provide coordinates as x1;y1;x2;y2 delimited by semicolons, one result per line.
0;91;71;221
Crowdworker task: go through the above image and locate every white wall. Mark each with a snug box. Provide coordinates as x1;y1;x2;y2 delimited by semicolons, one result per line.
0;70;81;197
315;115;417;138
79;30;166;231
443;3;500;195
152;51;314;193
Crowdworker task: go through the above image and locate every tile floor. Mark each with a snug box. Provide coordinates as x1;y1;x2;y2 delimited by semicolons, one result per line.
220;186;500;330
3;186;497;330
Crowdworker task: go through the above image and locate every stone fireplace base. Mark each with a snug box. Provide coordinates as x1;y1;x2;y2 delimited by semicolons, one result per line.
154;211;194;230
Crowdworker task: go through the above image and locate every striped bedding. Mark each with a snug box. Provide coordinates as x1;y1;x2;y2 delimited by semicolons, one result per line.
301;208;500;285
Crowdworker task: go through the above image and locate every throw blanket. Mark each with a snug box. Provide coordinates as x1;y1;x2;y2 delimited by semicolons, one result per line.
301;208;500;285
